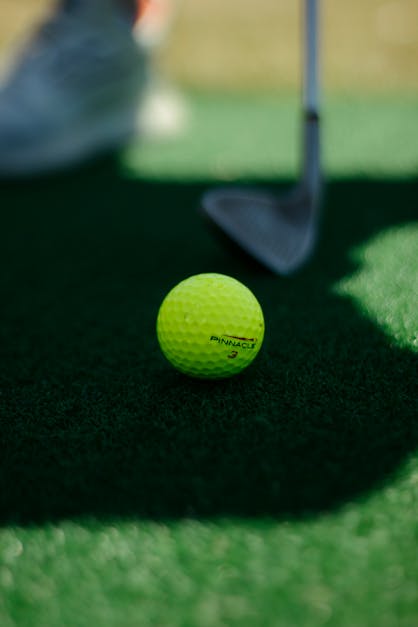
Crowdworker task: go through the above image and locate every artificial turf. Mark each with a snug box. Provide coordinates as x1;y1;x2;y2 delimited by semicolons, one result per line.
0;93;417;626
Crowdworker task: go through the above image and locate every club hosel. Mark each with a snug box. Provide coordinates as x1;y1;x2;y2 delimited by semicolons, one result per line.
302;111;321;202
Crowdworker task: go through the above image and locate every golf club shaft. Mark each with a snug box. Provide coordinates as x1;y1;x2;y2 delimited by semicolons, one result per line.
304;0;319;114
302;0;321;195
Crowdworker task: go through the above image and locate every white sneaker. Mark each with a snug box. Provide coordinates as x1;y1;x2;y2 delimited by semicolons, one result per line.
134;0;189;139
0;1;148;176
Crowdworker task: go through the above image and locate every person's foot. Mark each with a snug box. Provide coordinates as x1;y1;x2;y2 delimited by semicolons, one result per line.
135;0;188;139
0;2;148;176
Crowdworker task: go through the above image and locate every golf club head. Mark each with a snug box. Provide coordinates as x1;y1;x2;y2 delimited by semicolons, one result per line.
200;180;320;276
200;113;322;276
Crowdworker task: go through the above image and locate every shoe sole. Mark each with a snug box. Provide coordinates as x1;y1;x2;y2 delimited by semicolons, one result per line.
0;104;140;177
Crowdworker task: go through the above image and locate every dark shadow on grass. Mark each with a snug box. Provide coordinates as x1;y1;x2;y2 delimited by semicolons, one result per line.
0;160;417;524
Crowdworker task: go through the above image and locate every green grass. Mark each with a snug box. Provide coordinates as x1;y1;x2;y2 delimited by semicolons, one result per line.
0;93;417;626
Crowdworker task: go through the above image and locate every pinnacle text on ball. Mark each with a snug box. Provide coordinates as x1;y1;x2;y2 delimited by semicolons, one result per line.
210;335;257;350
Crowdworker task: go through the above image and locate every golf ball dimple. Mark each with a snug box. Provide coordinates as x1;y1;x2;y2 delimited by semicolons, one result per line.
156;273;265;379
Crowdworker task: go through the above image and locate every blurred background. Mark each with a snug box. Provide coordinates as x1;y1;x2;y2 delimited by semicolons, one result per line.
1;0;417;94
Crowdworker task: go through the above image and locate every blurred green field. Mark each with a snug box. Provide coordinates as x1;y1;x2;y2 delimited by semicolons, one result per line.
1;92;418;625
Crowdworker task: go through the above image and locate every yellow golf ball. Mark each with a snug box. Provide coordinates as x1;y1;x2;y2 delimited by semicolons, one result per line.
156;273;265;379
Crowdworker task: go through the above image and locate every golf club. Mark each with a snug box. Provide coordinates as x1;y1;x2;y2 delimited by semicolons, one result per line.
200;0;322;275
